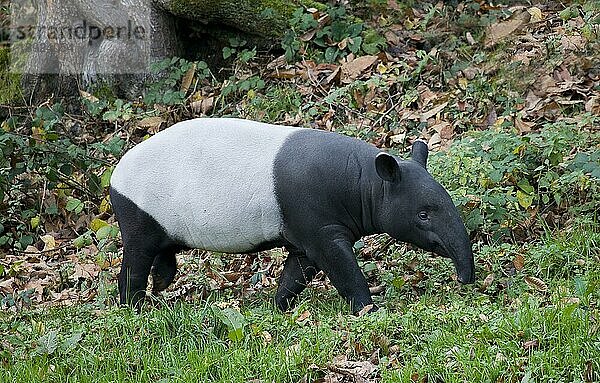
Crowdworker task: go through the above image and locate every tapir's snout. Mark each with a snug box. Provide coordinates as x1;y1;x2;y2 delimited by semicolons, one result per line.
454;249;475;284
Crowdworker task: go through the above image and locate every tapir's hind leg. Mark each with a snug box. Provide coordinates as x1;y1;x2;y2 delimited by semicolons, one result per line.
275;247;320;312
111;188;182;308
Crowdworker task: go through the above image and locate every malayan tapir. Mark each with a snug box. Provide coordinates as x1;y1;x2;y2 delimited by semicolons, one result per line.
110;118;475;313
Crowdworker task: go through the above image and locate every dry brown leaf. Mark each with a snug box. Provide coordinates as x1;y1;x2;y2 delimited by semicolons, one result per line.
340;55;378;83
420;102;448;122
357;304;374;317
561;34;587;52
295;310;311;323
513;254;525;271
261;331;272;344
325;355;379;383
522;339;539;351
0;278;15;294
369;285;385;295
24;245;40;254
527;7;543;23
390;132;406;144
40;234;56;252
79;90;99;103
190;97;214;115
524;276;548;292
515;117;535;134
484;10;531;48
269;68;297;79
180;62;197;94
534;75;559;96
137;116;165;133
480;273;494;292
72;263;100;280
585;96;600;114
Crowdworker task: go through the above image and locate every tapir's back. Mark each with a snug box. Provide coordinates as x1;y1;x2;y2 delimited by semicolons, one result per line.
110;118;301;252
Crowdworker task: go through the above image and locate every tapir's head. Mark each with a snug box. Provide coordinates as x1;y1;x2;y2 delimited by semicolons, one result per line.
374;141;475;284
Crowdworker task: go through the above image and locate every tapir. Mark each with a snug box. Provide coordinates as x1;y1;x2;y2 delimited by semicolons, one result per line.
110;118;475;313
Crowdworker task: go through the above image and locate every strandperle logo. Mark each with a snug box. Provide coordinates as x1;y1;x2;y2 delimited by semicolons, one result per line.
11;19;147;45
8;0;153;75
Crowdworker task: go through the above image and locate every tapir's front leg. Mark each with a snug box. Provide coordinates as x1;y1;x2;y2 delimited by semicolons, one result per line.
307;230;375;314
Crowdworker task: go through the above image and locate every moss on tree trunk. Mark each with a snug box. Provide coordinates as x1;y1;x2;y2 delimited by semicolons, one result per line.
153;0;296;37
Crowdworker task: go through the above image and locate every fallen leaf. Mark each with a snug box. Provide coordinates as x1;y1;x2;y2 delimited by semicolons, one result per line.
513;254;525;271
0;278;15;293
25;245;40;254
390;132;406;144
369;285;385;295
484;10;531;48
180;62;197;94
420;102;448;121
585;96;600;114
295;310;311;323
326;355;379;383
515;116;535;134
524;276;548;292
522;339;539;351
90;218;109;233
137;116;165;133
527;7;543;23
72;263;100;280
79;90;99;103
40;235;56;253
561;34;587;52
480;273;494;292
190;97;214;115
340;55;378;82
357;304;374;317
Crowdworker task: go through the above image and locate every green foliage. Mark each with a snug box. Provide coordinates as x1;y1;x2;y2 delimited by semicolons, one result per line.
211;305;247;342
102;99;134;122
245;85;303;122
429;121;600;241
218;40;266;103
144;58;211;106
1;219;598;382
0;104;125;251
282;6;386;63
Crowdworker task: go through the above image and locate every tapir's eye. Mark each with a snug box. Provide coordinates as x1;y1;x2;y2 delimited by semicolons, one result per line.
418;211;429;221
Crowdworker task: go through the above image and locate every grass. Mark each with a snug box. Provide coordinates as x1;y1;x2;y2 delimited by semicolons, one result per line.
1;1;599;382
2;220;598;382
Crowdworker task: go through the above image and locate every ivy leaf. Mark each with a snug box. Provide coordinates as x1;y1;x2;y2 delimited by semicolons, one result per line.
517;179;534;194
90;218;109;233
66;198;84;214
223;47;234;60
516;190;533;209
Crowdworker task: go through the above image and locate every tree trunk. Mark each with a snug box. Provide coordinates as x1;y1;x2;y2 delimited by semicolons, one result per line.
13;0;299;105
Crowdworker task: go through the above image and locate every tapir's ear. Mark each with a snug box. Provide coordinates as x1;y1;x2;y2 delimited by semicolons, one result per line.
375;152;401;182
411;140;428;168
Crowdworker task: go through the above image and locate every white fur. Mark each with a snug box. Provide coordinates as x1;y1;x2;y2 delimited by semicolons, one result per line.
110;118;301;252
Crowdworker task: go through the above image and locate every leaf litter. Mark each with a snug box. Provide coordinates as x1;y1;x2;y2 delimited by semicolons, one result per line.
1;1;600;380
